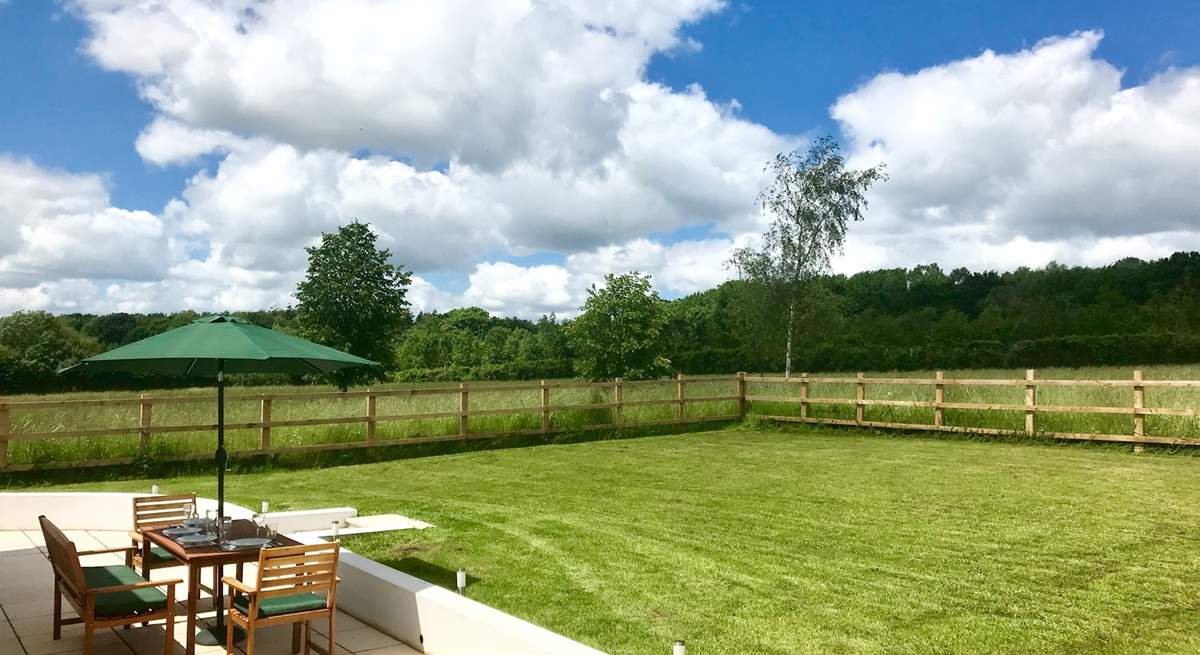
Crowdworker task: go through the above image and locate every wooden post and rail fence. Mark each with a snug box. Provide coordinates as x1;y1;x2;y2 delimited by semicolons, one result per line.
0;369;1198;471
746;369;1200;447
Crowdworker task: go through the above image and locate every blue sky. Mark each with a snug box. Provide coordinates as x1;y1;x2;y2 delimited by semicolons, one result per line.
2;1;1200;315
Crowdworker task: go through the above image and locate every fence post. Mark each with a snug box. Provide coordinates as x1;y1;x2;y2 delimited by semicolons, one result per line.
613;378;624;425
855;373;865;424
259;398;272;452
1024;369;1036;435
138;394;153;455
0;402;8;469
800;373;809;420
676;373;686;421
934;371;945;428
540;380;550;433
366;390;377;443
1133;370;1145;439
458;383;469;438
736;372;747;417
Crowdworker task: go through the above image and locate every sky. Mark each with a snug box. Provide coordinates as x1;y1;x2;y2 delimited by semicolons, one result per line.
1;1;1199;318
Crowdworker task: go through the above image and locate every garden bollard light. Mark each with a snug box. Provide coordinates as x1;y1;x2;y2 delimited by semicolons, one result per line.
261;500;269;513
331;520;340;539
151;483;159;494
673;640;686;655
457;568;467;595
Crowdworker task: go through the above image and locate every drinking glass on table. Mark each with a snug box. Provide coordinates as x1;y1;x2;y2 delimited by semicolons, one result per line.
252;513;267;538
204;509;217;537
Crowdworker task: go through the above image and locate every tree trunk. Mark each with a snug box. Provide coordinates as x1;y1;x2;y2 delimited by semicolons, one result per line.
784;301;794;379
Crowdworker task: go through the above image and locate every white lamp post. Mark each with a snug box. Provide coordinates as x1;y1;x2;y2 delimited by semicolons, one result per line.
456;568;467;595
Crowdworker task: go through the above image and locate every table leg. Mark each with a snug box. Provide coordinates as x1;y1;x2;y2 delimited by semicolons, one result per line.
186;564;200;655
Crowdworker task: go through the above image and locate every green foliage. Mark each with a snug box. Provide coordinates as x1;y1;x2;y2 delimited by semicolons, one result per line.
393;308;572;381
568;272;671;380
0;311;102;391
295;221;412;388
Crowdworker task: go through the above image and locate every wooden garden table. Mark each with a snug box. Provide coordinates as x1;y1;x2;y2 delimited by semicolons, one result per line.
144;519;299;655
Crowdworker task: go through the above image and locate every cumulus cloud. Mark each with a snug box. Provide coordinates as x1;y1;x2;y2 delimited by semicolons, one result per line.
71;0;726;171
0;157;178;290
135;118;247;166
831;31;1200;271
457;236;745;318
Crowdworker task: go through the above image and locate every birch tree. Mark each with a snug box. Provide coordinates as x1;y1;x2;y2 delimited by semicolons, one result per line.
729;136;886;377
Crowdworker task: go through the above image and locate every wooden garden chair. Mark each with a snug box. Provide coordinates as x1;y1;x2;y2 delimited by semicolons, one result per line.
130;493;196;574
222;541;341;655
39;515;181;655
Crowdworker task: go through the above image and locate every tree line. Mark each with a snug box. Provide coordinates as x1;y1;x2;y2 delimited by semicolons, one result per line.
3;251;1200;394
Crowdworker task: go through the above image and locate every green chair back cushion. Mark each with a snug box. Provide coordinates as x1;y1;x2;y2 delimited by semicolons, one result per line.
234;592;327;618
82;565;167;618
147;546;177;564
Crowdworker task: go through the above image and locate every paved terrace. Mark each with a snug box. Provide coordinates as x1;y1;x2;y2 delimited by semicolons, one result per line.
0;530;418;655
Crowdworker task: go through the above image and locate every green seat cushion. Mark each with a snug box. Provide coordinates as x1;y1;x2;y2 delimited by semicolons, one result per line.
82;565;167;618
146;546;177;564
234;592;326;618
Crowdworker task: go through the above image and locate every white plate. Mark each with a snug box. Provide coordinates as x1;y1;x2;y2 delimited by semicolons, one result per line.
176;534;216;546
162;526;200;537
224;537;271;549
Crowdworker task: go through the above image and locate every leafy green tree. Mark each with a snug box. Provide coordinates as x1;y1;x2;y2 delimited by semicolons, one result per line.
568;272;671;380
0;311;102;379
295;221;412;388
729;135;886;376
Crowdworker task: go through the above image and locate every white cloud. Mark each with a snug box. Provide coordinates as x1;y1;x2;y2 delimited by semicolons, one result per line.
0;156;178;289
71;0;727;171
135;118;247;166
457;235;745;318
831;31;1200;271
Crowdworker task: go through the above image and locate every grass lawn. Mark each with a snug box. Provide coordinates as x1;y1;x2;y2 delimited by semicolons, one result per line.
32;426;1200;654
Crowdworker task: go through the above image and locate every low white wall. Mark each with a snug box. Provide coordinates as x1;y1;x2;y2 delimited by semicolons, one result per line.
293;533;606;655
0;492;147;530
0;492;609;655
0;492;352;533
265;507;357;533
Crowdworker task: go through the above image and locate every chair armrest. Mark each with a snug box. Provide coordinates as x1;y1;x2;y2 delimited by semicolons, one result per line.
89;578;182;595
78;546;138;557
129;530;144;543
222;576;257;595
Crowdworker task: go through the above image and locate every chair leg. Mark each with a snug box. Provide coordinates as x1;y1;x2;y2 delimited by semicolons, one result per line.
83;623;95;655
292;623;302;654
165;605;176;655
326;612;335;655
226;595;235;654
52;587;62;639
245;624;255;655
304;621;311;655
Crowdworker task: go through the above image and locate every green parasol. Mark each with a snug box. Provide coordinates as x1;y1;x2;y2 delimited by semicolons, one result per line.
62;315;377;644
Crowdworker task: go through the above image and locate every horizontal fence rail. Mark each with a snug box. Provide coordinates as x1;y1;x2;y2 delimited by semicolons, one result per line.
0;375;743;471
747;369;1200;447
